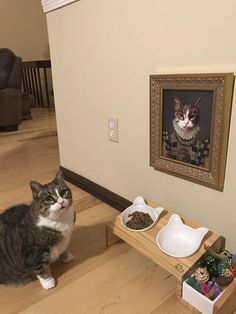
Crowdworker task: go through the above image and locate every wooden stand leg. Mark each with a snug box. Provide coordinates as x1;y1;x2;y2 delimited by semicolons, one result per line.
105;224;123;247
176;282;182;301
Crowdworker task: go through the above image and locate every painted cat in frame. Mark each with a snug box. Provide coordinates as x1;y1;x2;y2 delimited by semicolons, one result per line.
150;73;234;191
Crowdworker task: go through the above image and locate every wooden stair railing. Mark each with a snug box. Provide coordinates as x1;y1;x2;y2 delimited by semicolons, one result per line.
22;60;53;107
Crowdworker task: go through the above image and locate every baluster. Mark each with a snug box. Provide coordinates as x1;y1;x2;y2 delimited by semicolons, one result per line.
22;60;52;108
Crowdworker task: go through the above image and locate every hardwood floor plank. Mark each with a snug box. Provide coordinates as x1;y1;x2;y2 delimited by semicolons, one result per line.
150;293;192;314
19;249;157;314
85;265;177;314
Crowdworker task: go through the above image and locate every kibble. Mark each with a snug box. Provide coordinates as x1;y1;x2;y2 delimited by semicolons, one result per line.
126;211;153;230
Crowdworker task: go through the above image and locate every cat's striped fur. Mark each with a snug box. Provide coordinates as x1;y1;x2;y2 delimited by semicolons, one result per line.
0;170;74;289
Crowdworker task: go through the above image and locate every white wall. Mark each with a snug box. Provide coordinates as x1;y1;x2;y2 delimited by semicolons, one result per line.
0;0;49;60
46;0;236;251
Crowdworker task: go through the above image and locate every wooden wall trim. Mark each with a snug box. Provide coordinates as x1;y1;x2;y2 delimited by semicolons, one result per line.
60;166;132;212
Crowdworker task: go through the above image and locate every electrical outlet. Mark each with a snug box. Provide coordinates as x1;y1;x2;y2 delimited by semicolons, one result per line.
108;118;119;143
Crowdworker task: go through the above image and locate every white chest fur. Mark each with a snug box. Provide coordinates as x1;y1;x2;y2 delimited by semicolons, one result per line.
37;206;75;263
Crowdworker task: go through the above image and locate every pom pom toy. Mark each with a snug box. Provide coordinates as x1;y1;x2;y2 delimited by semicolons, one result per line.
217;259;232;277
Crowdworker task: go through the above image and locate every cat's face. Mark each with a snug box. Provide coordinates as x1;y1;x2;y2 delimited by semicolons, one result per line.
30;170;72;219
174;96;200;131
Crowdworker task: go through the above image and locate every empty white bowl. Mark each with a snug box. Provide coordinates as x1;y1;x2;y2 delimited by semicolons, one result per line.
121;196;164;232
156;214;208;258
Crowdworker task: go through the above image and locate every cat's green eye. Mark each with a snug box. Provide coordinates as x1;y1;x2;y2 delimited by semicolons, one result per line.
45;195;54;203
60;189;68;197
189;115;195;121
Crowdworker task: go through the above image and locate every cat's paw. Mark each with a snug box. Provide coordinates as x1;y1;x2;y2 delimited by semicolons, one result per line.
60;252;74;263
39;277;56;290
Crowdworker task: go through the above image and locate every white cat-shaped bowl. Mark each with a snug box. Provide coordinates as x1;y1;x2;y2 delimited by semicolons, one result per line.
156;214;208;258
121;196;164;232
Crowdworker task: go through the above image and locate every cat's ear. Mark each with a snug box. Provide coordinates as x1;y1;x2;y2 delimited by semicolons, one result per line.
193;97;201;108
174;96;182;110
30;181;43;198
54;169;64;184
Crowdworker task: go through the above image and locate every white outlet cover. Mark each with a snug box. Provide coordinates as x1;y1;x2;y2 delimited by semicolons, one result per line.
108;118;119;143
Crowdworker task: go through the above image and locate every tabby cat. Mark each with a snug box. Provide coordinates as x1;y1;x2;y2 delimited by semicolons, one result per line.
173;96;200;141
0;170;75;289
163;96;210;166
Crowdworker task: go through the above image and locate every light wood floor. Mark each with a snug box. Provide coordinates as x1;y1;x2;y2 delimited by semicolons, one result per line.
0;108;191;314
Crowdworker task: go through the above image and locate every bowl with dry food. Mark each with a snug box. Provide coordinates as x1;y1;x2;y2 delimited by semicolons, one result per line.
121;196;164;232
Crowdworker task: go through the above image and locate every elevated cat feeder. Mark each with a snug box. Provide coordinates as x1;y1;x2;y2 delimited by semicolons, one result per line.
106;199;236;313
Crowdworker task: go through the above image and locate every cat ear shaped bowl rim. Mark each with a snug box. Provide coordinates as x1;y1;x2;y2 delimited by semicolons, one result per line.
156;214;209;258
121;196;164;232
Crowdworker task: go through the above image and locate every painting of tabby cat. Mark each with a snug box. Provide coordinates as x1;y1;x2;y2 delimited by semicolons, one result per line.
0;170;75;289
162;93;212;167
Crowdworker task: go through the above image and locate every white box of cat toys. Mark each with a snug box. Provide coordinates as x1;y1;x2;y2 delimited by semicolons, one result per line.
181;248;236;314
182;272;236;313
182;279;224;314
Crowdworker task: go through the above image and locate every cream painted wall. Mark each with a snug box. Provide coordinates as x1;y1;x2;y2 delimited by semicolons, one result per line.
47;0;236;251
0;0;49;60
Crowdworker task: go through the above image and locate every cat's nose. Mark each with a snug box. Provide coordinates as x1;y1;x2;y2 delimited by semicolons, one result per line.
58;198;64;205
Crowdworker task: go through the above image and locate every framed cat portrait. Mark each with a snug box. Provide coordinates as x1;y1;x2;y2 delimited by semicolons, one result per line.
150;73;234;191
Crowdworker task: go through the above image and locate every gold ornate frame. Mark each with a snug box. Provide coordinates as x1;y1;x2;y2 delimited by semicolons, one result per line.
150;73;234;191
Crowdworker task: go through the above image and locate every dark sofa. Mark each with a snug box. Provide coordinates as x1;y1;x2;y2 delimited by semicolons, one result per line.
0;48;23;131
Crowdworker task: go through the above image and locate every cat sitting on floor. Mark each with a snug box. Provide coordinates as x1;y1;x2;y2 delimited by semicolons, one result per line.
0;169;75;289
163;96;210;167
